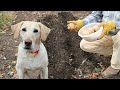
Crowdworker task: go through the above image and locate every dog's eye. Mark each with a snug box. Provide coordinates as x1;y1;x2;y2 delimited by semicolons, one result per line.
22;28;26;32
34;29;38;33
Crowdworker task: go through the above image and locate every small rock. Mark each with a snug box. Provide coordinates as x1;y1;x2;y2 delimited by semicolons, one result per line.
8;65;11;69
50;76;54;79
71;75;77;79
51;56;54;59
8;71;14;76
12;61;16;64
32;12;37;15
3;48;5;50
0;31;6;34
10;72;14;76
15;40;17;43
3;57;6;60
9;33;14;36
69;59;72;62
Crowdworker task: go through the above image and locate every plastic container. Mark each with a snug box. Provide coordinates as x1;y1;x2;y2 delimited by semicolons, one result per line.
78;23;103;42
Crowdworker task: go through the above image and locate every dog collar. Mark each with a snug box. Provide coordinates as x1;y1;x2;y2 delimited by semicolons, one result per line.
30;50;39;57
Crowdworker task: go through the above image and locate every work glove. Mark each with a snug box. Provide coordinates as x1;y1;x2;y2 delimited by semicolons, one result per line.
98;21;116;39
67;20;84;32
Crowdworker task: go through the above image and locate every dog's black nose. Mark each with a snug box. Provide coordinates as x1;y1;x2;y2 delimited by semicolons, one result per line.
25;41;32;46
25;39;32;46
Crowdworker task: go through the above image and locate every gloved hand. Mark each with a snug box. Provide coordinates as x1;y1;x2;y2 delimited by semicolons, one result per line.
98;21;116;39
67;20;84;32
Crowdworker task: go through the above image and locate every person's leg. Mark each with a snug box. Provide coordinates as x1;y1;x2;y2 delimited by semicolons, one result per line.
80;35;120;78
80;35;113;56
102;32;120;78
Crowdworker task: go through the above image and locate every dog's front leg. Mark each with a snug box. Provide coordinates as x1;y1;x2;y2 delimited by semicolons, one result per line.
16;67;24;79
42;67;48;79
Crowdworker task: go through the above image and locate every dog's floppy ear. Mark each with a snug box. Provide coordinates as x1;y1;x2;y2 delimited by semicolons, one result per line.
38;22;51;41
11;21;24;39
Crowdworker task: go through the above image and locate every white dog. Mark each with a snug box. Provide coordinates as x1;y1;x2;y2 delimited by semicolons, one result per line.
11;21;51;79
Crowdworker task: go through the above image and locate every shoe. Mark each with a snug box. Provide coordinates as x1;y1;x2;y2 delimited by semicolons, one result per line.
101;66;120;78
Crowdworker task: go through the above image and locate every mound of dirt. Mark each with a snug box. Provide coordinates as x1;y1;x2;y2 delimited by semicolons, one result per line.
37;12;112;79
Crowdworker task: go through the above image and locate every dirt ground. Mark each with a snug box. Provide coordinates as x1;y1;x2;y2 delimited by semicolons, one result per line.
0;11;120;79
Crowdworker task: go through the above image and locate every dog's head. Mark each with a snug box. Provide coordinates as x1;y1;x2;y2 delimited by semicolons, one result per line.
11;21;51;51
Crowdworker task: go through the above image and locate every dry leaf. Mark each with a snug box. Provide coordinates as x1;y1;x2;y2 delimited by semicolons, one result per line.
0;74;4;78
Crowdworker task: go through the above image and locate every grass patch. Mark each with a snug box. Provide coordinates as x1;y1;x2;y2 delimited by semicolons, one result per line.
0;11;16;32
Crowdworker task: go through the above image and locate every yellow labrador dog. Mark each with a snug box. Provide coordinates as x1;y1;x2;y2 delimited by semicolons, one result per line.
11;21;51;79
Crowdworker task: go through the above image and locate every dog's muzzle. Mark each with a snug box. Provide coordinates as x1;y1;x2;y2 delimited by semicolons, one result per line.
24;39;32;50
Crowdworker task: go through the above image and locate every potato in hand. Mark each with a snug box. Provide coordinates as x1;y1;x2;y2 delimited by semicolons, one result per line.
92;26;100;32
67;23;75;30
81;25;101;35
81;30;90;35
